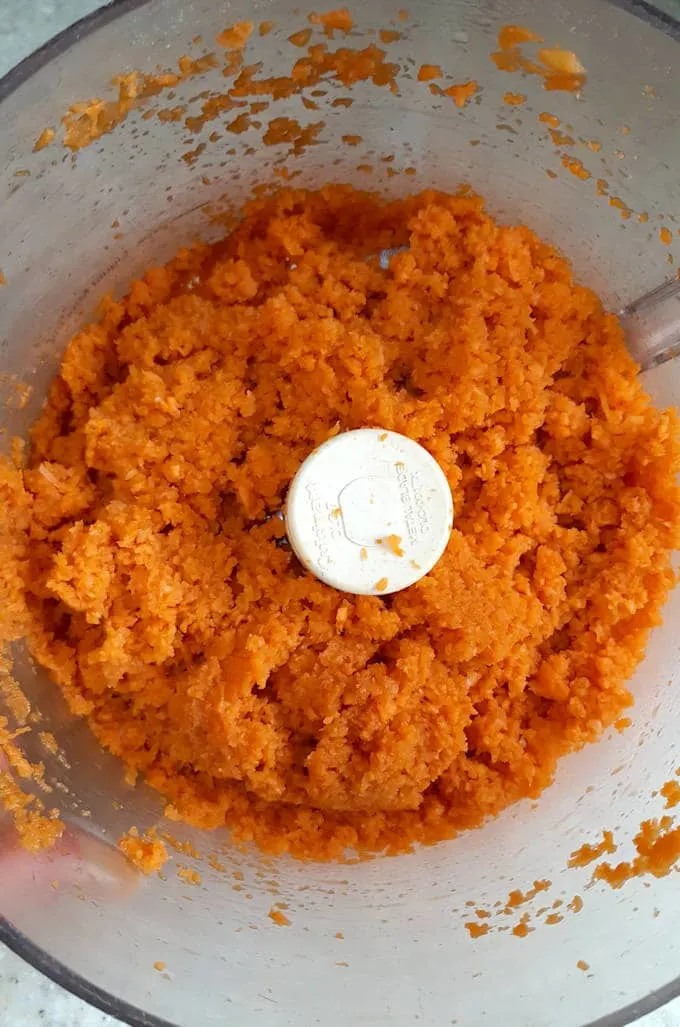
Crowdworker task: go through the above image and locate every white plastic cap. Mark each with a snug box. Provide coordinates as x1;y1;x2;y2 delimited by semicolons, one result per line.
285;428;454;595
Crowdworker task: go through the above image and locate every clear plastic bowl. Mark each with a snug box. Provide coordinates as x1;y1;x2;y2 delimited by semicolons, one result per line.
1;1;679;1025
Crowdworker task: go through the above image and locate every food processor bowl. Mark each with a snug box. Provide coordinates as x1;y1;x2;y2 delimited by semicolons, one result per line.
1;1;679;1024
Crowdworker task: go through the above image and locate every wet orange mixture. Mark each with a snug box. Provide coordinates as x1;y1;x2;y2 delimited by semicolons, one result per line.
1;185;679;859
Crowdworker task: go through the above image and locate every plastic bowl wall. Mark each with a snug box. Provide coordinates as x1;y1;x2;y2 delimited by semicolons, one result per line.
1;1;679;1025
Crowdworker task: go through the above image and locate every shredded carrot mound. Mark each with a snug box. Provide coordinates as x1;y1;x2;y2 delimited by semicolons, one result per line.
1;185;679;860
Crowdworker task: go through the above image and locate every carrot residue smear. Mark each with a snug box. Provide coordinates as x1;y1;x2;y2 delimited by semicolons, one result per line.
269;907;291;926
216;21;254;49
498;25;544;50
33;127;55;152
379;29;402;44
462;879;555;938
417;64;441;82
378;534;404;558
609;196;633;220
550;129;574;147
593;818;680;888
60;55;219;150
0;761;64;853
538;48;586;92
118;828;168;874
227;41;399;99
1;185;679;861
561;155;591;181
384;534;404;557
262;117;324;155
465;921;490;938
443;80;479;108
568;831;616;867
492;25;586;93
177;865;202;885
288;28;313;48
308;8;353;36
661;779;680;809
504;880;551;911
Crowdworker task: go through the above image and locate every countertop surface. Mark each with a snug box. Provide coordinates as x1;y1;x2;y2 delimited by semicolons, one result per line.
1;3;680;1026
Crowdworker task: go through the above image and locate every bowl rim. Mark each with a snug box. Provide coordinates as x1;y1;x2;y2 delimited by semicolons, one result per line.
1;0;679;1025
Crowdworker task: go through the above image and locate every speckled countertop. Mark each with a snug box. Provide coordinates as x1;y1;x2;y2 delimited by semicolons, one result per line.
1;3;680;1026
